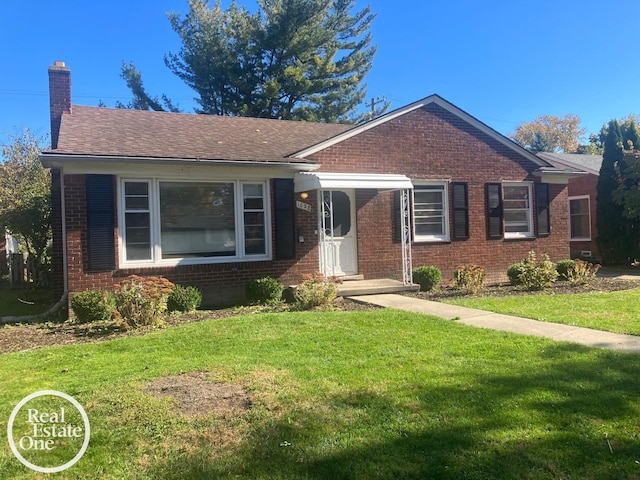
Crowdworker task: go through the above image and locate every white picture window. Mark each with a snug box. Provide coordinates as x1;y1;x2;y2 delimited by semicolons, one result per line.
119;179;270;266
413;182;449;242
569;196;591;240
503;182;533;238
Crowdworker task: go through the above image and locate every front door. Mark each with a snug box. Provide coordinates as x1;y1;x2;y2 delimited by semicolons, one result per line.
320;189;357;277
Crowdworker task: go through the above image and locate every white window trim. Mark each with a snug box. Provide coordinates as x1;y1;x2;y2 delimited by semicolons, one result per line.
569;195;591;241
503;181;534;239
118;178;272;268
412;181;450;242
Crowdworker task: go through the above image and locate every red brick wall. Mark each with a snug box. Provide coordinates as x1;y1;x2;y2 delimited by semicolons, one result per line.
308;104;570;284
63;175;321;307
61;102;572;306
567;173;599;260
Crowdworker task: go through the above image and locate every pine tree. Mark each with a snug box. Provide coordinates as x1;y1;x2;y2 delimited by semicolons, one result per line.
596;120;639;263
122;0;383;123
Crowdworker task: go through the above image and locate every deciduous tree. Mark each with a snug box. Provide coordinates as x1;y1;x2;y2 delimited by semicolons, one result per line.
510;114;586;153
0;130;51;285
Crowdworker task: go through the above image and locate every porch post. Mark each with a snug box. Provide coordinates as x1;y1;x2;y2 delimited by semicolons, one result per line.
400;188;413;285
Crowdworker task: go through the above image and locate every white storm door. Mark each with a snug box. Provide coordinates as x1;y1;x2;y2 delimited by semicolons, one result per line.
320;189;357;277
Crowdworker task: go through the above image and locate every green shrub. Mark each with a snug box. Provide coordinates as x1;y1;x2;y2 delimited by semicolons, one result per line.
453;264;486;294
412;266;442;292
70;290;116;323
556;259;576;281
518;251;558;290
507;262;526;286
114;275;175;327
167;285;202;313
246;277;284;305
565;259;601;285
293;273;337;310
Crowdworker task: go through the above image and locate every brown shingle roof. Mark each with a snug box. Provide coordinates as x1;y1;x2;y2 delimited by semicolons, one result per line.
50;105;352;162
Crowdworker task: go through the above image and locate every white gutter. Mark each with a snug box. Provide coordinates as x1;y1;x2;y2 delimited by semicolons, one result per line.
40;153;320;171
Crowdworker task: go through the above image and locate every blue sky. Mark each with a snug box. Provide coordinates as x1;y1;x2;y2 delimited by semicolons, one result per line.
1;0;639;153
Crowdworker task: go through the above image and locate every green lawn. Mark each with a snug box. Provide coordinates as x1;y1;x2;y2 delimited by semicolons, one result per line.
2;309;640;479
445;287;640;335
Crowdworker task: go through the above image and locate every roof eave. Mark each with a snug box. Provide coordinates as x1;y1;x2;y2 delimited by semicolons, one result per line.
532;168;588;184
40;152;320;171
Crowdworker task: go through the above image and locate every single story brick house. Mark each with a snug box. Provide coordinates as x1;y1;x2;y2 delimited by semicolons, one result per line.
537;152;602;261
41;61;580;306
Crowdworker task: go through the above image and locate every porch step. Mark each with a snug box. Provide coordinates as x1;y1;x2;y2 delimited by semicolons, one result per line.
337;278;419;297
340;274;365;281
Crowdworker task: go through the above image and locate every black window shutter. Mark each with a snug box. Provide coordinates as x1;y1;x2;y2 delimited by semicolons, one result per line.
273;179;295;259
86;174;115;270
486;183;503;239
452;182;469;240
535;183;551;236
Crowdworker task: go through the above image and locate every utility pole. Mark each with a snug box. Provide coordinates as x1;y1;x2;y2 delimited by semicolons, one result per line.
369;96;386;120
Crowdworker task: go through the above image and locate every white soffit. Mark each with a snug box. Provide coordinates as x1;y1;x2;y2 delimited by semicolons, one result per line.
294;172;413;192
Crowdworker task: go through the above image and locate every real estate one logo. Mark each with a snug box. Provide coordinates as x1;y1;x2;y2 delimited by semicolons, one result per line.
7;390;90;473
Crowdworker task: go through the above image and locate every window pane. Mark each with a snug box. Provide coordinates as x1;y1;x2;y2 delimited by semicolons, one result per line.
244;198;264;210
243;183;267;255
570;198;590;238
324;191;351;237
125;182;148;196
124;181;151;261
125;213;150;241
571;198;588;215
503;184;531;235
160;182;236;258
571;215;589;238
414;186;445;237
243;184;263;197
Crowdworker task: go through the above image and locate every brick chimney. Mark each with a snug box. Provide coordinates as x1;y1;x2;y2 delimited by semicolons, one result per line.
48;61;71;149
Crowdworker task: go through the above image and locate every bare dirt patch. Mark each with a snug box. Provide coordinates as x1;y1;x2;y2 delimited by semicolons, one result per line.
144;371;251;417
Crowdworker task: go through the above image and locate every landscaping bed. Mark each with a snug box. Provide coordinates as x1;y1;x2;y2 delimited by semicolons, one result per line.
0;298;378;354
414;276;639;301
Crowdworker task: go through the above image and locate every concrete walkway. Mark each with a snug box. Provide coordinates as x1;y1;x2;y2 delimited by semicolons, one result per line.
349;294;640;354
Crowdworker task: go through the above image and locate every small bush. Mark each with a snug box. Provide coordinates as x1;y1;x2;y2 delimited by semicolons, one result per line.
556;259;576;281
518;251;558;290
293;273;337;310
70;290;116;323
453;264;486;294
507;262;526;286
114;275;174;327
412;266;442;292
246;277;284;305
168;285;202;313
566;259;601;285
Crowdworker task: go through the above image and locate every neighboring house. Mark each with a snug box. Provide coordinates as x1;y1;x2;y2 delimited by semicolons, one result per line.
537;152;602;261
41;61;578;306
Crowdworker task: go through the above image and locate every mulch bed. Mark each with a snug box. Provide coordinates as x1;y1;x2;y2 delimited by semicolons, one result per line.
412;276;640;301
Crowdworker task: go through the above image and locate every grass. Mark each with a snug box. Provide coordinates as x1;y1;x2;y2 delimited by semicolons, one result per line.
445;287;640;335
2;309;640;479
0;287;54;317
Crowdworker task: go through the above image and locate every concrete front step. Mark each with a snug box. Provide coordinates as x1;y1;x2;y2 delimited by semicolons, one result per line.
337;278;419;297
